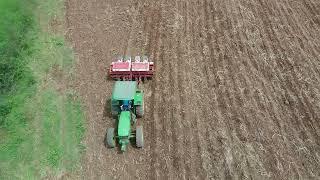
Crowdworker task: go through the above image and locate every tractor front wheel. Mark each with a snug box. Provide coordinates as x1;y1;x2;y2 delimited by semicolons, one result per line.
135;103;144;118
136;126;144;148
111;106;119;118
106;128;115;148
111;110;118;118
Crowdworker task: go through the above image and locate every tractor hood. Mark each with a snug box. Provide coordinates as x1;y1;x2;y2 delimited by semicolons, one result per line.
112;81;137;100
118;111;131;137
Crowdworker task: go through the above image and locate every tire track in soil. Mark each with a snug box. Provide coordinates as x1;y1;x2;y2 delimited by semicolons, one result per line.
186;1;207;179
231;0;290;177
257;0;309;144
170;1;212;178
144;10;162;180
274;0;320;137
235;1;295;178
157;30;173;180
281;0;320;89
240;0;286;138
252;1;312;178
175;1;199;179
222;0;260;178
281;2;320;86
251;0;309;178
238;1;294;178
159;4;180;180
216;1;246;178
203;0;241;178
142;2;170;179
274;0;320;175
196;0;234;178
193;0;218;178
220;0;258;178
168;1;185;178
208;2;240;179
177;1;202;178
159;1;187;179
303;0;320;27
276;0;320;88
169;1;197;178
176;1;192;178
234;0;302;177
260;0;320;144
204;1;237;178
151;44;169;179
250;0;320;177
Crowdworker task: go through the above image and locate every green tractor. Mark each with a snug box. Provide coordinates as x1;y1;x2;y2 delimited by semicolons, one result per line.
105;81;144;151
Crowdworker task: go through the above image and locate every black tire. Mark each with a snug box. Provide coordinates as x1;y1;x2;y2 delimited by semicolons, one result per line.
135;102;144;118
106;128;115;148
111;106;119;118
111;110;118;118
136;126;144;148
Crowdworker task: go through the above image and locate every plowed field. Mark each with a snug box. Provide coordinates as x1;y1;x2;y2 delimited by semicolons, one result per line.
66;0;320;179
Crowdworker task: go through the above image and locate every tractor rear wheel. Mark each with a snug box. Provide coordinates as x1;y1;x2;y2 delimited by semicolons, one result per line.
135;102;144;118
136;126;144;148
106;128;115;148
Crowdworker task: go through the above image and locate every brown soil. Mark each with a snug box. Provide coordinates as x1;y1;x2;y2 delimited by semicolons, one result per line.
65;0;320;179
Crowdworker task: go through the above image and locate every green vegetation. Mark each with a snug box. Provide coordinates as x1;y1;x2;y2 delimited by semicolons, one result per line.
0;0;85;179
